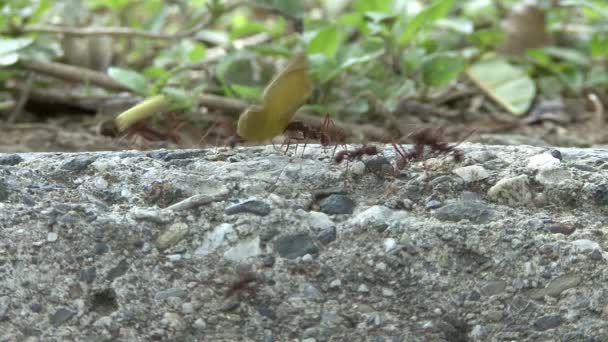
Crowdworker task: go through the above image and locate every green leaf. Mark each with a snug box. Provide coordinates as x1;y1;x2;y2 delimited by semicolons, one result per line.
591;32;608;58
0;37;33;66
308;26;344;59
421;53;466;87
467;58;536;115
399;0;455;46
542;47;589;66
108;67;149;95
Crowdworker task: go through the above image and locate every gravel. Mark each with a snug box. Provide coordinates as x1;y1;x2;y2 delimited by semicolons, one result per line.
1;143;608;341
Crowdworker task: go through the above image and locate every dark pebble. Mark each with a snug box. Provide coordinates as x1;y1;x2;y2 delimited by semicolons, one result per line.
313;187;348;200
225;199;271;216
95;242;110;255
0;154;23;166
545;223;576;236
106;259;129;281
590;249;603;261
534;315;561;331
364;156;394;176
434;200;495;224
549;149;562;161
257;306;277;320
30;303;44;313
274;232;319;259
61;156;96;172
80;267;97;284
591;184;608;206
319;194;355;215
49;308;76;327
316;226;336;245
262;255;275;268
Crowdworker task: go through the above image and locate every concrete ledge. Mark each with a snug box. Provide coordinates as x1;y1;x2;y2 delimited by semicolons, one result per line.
1;144;607;341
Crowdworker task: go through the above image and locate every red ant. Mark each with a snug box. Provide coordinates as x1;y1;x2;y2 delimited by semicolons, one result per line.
283;113;345;156
334;145;378;163
392;127;473;170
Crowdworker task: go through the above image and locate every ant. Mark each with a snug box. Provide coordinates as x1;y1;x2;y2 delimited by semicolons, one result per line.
334;145;379;163
392;127;473;170
283;113;345;156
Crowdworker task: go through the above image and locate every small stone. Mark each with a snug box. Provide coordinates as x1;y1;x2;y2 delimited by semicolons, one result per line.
274;233;318;259
527;153;560;171
194;223;236;256
93;316;113;328
319;194;356;215
316;226;337;245
549;149;562;160
487;175;532;206
154;288;187;301
302;254;313;262
30;303;43;313
181;303;194;314
47;232;58;242
49;308;76;327
590;249;603;261
329;279;341;289
384;238;397;253
106;260;129;281
572;239;600;251
307;211;335;232
481;280;506;296
193;318;206;330
95;242;110;255
61;156;96;171
434;201;494;224
94;177;109;190
534;315;561;331
223;237;262;262
535;168;571;185
452;165;490;183
357;284;370;293
425;200;442;210
545;223;575;235
225;199;271;216
262;255;275;267
156;222;189;250
79;267;96;284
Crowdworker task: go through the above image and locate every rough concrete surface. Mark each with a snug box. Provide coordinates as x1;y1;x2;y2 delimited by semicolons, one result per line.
1;143;608;342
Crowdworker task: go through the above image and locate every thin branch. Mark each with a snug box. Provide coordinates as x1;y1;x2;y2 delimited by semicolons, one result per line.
21;60;130;92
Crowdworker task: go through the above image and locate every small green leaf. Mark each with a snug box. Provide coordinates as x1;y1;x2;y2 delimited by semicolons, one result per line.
467;58;536;115
421;53;466;87
399;0;455;46
308;26;344;59
591;32;608;58
108;67;149;95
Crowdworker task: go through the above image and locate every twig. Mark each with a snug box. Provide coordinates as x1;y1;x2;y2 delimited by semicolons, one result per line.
21;60;129;92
